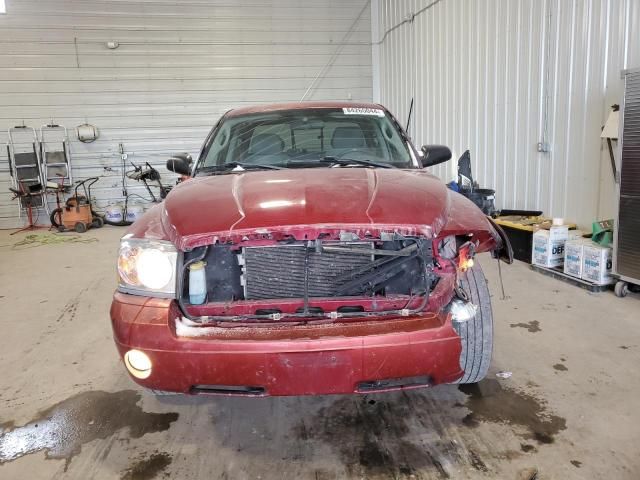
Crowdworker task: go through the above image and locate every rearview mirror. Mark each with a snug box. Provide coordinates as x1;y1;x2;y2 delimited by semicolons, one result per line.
421;145;452;167
166;153;192;176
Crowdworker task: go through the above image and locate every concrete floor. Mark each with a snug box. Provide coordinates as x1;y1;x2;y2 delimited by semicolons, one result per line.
0;227;639;480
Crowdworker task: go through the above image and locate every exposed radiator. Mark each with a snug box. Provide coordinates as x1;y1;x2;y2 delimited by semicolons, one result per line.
241;243;374;299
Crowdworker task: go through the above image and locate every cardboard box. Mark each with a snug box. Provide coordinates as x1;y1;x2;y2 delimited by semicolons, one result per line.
582;243;613;285
532;226;569;268
564;238;591;278
568;229;588;240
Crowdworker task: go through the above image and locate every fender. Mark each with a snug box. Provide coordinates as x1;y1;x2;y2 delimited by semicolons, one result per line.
439;191;513;262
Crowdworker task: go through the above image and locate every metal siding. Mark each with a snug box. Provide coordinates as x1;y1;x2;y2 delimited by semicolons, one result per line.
376;0;640;228
0;0;372;228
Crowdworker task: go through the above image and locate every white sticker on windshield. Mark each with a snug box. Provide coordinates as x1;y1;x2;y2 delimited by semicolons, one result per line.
342;107;385;117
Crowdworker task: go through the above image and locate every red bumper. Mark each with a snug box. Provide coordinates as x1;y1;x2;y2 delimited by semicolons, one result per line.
110;293;463;396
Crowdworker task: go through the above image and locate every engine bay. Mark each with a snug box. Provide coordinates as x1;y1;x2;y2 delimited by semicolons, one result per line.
180;237;434;321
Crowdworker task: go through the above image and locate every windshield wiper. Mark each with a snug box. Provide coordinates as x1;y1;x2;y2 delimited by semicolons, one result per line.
320;156;394;169
198;162;284;175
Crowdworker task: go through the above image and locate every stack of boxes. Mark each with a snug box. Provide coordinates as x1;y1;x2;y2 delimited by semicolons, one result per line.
571;241;613;285
532;226;613;285
563;238;591;278
532;225;569;268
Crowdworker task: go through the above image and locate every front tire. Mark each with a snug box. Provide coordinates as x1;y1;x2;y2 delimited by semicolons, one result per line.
451;262;494;384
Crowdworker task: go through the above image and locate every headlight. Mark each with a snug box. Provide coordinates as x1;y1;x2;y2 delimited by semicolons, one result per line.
117;237;178;297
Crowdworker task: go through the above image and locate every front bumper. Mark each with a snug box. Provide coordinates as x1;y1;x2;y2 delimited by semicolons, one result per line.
110;293;463;396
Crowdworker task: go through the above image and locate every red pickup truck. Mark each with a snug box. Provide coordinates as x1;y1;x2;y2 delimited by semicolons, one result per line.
111;101;511;396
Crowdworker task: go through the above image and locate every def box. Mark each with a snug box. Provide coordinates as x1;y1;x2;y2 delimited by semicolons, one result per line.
532;226;569;268
563;238;591;278
582;243;613;285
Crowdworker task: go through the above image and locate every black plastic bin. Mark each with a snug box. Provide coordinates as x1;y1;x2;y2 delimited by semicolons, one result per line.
459;188;496;216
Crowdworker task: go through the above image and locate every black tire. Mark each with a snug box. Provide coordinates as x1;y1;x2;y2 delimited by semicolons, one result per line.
451;262;493;384
50;208;63;228
92;216;104;228
74;222;87;233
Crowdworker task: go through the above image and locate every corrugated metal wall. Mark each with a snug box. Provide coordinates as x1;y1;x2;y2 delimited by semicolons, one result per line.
0;0;372;228
374;0;640;228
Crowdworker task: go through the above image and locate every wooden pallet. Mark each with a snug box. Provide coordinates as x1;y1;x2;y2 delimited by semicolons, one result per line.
530;264;611;293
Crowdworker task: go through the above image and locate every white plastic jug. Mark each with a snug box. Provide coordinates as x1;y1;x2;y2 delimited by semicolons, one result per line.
126;204;145;223
105;204;123;223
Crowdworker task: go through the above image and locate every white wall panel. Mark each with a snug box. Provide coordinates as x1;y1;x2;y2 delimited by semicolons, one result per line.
375;0;640;228
0;0;372;228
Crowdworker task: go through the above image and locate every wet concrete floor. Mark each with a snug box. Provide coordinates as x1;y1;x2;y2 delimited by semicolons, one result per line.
1;228;639;479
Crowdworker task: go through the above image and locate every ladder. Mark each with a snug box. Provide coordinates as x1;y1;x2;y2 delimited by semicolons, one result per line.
6;125;49;217
40;124;73;188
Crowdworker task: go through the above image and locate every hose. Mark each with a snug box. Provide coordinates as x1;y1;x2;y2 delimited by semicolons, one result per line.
102;218;133;227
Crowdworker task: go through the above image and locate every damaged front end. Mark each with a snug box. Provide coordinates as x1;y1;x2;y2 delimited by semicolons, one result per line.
177;228;436;324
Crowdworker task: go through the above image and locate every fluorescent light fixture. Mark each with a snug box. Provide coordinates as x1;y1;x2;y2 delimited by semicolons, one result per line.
0;0;6;14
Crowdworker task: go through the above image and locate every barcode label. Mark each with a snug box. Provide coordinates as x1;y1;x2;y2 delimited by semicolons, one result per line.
342;107;385;117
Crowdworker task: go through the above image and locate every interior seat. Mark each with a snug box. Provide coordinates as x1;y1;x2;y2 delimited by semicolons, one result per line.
248;133;284;155
243;133;287;164
331;126;366;149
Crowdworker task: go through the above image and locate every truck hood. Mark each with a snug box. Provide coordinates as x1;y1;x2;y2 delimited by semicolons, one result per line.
159;168;451;249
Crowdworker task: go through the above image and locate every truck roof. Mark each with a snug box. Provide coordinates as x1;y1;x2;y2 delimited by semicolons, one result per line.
226;101;385;117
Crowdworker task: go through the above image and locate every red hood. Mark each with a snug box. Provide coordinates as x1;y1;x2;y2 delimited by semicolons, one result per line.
154;168;451;249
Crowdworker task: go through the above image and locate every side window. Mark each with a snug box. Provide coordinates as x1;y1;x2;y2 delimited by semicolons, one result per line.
204;123;232;166
380;120;407;162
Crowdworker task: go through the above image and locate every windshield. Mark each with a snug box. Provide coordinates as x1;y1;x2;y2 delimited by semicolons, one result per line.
198;107;414;172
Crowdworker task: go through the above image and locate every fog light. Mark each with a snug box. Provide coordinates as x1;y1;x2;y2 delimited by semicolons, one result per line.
124;349;152;379
447;298;478;323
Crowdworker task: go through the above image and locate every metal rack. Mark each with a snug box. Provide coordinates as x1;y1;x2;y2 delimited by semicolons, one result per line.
613;68;640;296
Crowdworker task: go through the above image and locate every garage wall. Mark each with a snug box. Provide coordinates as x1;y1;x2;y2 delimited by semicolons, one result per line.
373;0;640;228
0;0;372;228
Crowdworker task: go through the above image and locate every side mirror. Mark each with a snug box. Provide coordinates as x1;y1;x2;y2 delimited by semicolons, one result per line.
172;152;193;166
166;154;191;176
421;145;452;167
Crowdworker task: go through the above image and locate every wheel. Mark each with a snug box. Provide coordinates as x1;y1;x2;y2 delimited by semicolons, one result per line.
92;216;104;228
450;262;493;384
615;281;629;298
50;208;63;229
74;222;87;233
